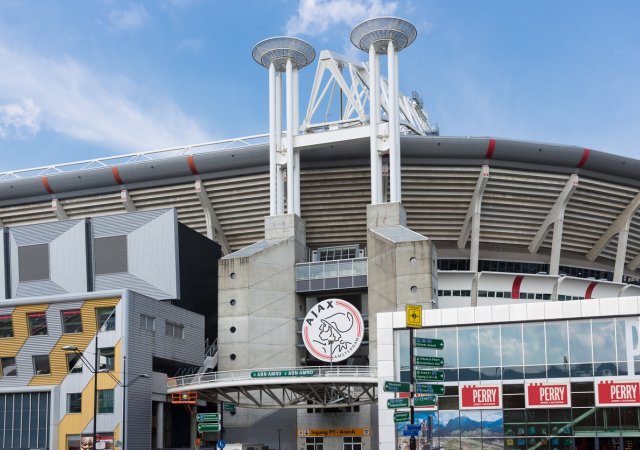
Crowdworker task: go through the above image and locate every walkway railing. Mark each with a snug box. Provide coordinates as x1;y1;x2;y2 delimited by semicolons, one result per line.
0;133;269;181
167;365;377;390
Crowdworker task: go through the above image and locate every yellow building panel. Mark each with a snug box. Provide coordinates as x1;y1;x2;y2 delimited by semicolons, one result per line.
0;303;50;356
29;297;122;387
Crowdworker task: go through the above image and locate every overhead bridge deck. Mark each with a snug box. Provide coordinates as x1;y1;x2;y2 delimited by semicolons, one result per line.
167;365;378;409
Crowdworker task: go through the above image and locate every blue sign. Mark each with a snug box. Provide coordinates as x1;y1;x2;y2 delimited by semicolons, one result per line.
402;430;419;437
404;424;421;432
218;440;226;449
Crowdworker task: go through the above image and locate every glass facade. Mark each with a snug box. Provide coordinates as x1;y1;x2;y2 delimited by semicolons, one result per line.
0;392;50;449
397;316;640;447
296;258;368;292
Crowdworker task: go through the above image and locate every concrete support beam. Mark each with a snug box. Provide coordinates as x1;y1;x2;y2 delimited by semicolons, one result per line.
51;198;68;220
587;192;640;282
155;401;163;448
195;180;231;255
627;253;640;272
457;165;490;272
528;174;579;275
120;189;137;212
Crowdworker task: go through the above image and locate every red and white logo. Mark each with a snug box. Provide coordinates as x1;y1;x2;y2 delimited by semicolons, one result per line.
526;382;571;408
460;384;502;409
596;379;640;406
302;299;364;363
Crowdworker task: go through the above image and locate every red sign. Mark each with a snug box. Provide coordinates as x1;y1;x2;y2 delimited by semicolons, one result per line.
526;382;571;408
596;380;640;406
460;384;502;409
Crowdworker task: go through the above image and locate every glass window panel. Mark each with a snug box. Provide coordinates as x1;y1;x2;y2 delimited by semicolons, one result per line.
568;321;592;363
324;262;338;278
503;366;524;380
66;353;82;373
523;323;545;365
1;357;17;377
501;324;522;366
67;435;82;450
61;310;83;334
436;328;457;367
0;314;13;338
594;362;617;377
547;364;569;378
67;393;82;413
592;319;616;362
524;365;546;379
479;325;500;366
295;265;309;280
32;355;51;375
546;322;569;365
28;312;48;336
98;389;114;413
457;326;478;368
96;307;115;331
479;366;501;380
99;348;115;371
338;260;354;277
616;317;640;364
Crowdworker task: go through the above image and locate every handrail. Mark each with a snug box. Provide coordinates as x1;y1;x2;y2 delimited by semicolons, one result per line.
167;365;377;389
0;133;270;182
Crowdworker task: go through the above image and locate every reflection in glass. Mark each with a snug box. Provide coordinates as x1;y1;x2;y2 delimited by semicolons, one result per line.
479;326;500;366
523;323;545;365
458;326;479;368
501;324;522;366
592;319;616;362
324;262;338;278
568;321;592;363
437;328;457;367
524;365;546;379
546;322;568;365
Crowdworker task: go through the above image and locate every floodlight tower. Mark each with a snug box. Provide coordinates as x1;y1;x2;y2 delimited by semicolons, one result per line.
351;17;417;204
252;37;315;216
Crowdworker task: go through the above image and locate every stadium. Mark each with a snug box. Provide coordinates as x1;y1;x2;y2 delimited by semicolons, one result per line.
1;15;640;450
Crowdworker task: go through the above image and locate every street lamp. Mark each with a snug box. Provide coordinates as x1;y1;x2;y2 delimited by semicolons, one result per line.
63;344;98;449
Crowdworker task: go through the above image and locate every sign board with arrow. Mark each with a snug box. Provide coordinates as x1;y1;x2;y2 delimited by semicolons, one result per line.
415;383;445;395
415;337;444;349
415;356;445;367
387;398;410;409
406;305;422;328
415;369;445;382
384;381;411;393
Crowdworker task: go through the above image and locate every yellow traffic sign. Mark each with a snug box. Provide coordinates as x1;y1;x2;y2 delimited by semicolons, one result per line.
406;304;422;328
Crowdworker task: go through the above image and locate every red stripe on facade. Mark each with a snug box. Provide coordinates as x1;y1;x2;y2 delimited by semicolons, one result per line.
111;167;124;185
585;281;598;300
577;149;591;168
512;275;524;299
485;139;496;159
41;176;54;194
187;155;198;175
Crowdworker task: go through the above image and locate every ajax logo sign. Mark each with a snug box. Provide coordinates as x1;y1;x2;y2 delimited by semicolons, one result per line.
302;299;364;362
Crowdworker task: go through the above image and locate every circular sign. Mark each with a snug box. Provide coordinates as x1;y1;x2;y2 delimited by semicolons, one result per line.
218;440;226;449
302;299;364;362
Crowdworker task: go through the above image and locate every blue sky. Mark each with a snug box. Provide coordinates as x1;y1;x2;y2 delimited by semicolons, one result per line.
0;0;638;172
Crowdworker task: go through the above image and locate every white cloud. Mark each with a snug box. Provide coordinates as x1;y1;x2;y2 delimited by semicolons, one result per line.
178;38;205;52
0;99;41;139
0;44;210;152
286;0;398;36
107;3;149;30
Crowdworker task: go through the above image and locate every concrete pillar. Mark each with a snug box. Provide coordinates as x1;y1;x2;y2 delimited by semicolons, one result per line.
190;408;197;448
155;401;164;448
550;219;564;276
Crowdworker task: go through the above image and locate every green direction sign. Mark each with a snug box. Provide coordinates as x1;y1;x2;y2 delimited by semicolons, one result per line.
196;413;220;422
387;398;410;409
384;381;411;393
415;337;444;349
223;403;236;412
394;411;411;422
415;369;445;382
198;423;221;433
413;396;438;407
415;383;445;395
250;369;316;378
415;356;445;367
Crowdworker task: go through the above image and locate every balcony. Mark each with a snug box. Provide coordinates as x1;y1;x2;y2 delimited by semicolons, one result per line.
295;258;367;293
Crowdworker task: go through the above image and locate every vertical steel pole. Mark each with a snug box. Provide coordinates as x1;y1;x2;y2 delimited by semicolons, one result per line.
409;328;415;424
293;68;301;216
393;48;402;202
286;59;295;214
387;42;398;203
93;332;98;449
268;62;277;216
369;44;379;205
275;71;283;214
122;356;127;450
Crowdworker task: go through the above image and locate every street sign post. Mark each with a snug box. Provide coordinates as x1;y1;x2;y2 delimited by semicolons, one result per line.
413;396;438;407
415;356;445;367
196;413;221;422
406;304;422;328
387;398;410;409
415;337;444;349
384;381;411;393
223;403;236;412
198;423;221;433
415;383;445;395
415;369;445;382
394;411;410;422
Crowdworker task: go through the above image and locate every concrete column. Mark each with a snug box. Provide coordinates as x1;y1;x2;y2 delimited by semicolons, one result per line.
615;227;630;283
190;408;197;448
269;63;277;216
550;219;564;275
470;210;481;273
286;59;295;214
155;401;164;448
277;166;284;215
369;44;380;205
387;42;398;203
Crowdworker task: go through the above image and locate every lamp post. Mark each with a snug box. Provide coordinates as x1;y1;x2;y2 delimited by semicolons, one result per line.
63;344;98;449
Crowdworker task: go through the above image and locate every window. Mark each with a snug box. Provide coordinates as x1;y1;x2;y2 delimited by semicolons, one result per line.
33;355;51;375
0;314;13;338
61;310;83;333
98;389;114;413
66;353;83;373
67;435;81;450
343;437;362;450
28;312;48;336
305;437;324;450
99;348;115;371
165;321;184;339
140;314;155;332
67;393;82;413
96;307;115;331
0;357;17;377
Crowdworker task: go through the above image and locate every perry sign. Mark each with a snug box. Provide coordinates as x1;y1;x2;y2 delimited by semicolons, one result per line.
526;382;571;408
596;379;640;407
460;384;502;409
302;299;364;362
